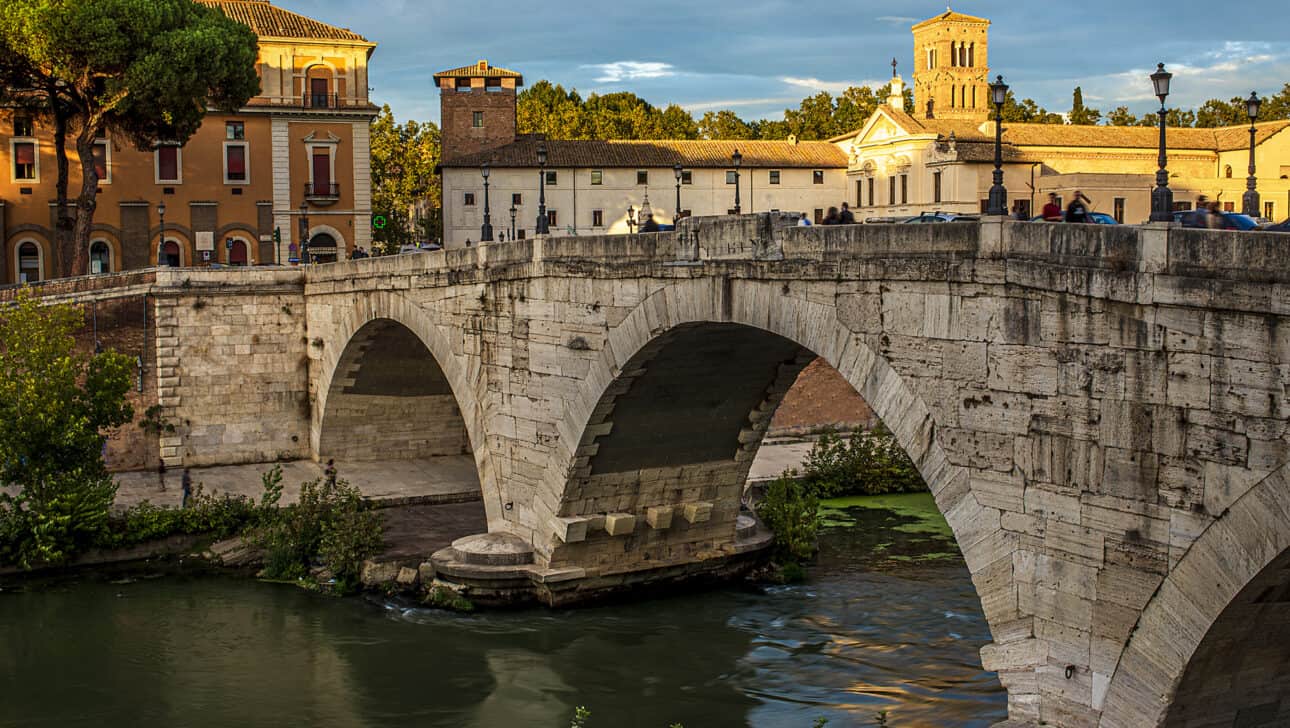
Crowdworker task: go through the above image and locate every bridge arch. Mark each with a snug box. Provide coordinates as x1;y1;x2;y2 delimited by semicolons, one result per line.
1099;462;1290;728
312;290;502;524
546;276;1008;616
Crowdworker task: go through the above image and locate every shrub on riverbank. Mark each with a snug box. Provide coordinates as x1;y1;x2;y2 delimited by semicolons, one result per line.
0;292;134;569
756;472;820;565
802;425;925;498
97;485;263;549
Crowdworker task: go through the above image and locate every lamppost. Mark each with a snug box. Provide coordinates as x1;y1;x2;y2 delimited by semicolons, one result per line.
509;204;517;240
299;201;311;264
626;205;637;234
673;163;683;226
156;201;166;266
536;144;550;235
986;75;1009;216
731;149;742;215
1149;63;1174;222
1242;91;1262;218
480;163;494;242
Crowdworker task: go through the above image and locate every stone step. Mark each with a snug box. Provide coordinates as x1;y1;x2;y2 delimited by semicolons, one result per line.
448;532;534;566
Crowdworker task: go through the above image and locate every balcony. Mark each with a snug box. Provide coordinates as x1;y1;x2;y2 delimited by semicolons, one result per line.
304;181;341;205
302;92;342;110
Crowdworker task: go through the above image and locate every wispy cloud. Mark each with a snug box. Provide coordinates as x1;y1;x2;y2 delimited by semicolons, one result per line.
583;61;676;83
684;97;800;112
780;76;885;95
876;16;919;24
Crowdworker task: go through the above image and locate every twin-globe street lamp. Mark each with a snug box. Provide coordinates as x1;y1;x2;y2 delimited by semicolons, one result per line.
1243;91;1263;218
986;75;1010;216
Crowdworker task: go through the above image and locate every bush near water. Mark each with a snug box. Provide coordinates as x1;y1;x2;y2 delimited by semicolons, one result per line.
756;425;928;569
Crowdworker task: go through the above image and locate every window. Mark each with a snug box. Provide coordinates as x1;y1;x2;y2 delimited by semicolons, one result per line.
547;210;557;227
512;193;522;205
545;171;557;185
473;111;484;128
591;170;603;185
92;140;111;184
971;86;977;109
889;177;896;205
455;78;471;92
769;170;781;185
592;210;604;227
900;174;908;204
11;140;37;182
161;240;182;267
90;240;112;274
933;171;942;204
485;78;502;93
636;170;648;185
517;229;526;239
856;180;863;207
812;170;824;185
725;170;738;184
867;178;874;207
1224;165;1233;178
310;147;334;195
1223;201;1235;212
223;142;248;183
681;170;692;184
228;239;249;266
13;116;33;137
1113;197;1126;223
155;145;181;184
1266;201;1275;219
464;192;476;206
814;208;824;224
226;121;245;140
1172;201;1192;212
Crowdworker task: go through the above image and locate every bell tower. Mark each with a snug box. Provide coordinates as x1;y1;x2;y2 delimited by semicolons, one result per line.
434;60;524;163
911;9;990;122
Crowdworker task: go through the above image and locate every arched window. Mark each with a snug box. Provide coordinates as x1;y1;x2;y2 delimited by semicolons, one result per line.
951;85;956;108
972;86;977;109
963;85;969;109
308;232;338;263
90;240;112;274
959;44;967;66
926;99;935;119
1224;165;1233;178
968;43;975;68
950;42;958;67
305;65;335;109
229;239;249;266
162;240;181;267
17;241;41;283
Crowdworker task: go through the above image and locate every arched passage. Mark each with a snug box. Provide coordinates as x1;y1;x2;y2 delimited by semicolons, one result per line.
1099;463;1290;728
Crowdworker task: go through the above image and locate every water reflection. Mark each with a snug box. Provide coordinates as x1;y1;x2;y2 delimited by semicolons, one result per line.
0;494;1005;727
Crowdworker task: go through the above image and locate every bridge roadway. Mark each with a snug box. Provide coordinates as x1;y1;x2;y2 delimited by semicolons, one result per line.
18;214;1290;727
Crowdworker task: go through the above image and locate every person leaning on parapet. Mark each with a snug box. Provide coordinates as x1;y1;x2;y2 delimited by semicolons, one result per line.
1041;193;1063;221
839;202;856;224
797;213;812;227
822;207;841;225
641;213;660;233
1065;191;1092;223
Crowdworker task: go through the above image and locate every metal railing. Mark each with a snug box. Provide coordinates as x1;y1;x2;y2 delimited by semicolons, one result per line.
302;92;341;109
304;182;340;198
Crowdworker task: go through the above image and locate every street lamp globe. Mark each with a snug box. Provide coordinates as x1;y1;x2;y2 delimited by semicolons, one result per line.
1150;63;1172;103
481;162;490;179
1246;91;1262;122
537;144;548;167
673;163;682;181
157;202;166;219
989;75;1009;107
731;149;742;168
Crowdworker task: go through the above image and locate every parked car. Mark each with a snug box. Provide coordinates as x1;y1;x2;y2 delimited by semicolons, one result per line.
901;212;981;223
1265;218;1290;233
399;243;442;254
862;216;905;224
1171;210;1260;230
1029;212;1119;225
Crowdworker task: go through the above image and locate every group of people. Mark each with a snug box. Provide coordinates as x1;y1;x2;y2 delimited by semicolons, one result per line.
797;202;858;227
1039;191;1094;223
348;247;372;259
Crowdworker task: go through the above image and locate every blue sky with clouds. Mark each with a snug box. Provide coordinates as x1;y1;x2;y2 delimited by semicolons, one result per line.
279;0;1290;126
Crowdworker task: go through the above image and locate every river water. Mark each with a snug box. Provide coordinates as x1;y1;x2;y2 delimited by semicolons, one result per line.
0;494;1005;727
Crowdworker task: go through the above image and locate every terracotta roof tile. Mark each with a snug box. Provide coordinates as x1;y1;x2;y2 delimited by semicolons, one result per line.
911;10;990;29
434;60;525;83
443;137;847;169
197;0;370;43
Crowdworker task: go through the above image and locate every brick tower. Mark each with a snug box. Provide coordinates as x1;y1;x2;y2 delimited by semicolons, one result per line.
434;60;524;163
911;9;991;122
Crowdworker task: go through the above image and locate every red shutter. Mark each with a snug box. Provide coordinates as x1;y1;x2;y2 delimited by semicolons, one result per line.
158;147;178;180
227;146;246;178
93;143;108;180
15;142;35;165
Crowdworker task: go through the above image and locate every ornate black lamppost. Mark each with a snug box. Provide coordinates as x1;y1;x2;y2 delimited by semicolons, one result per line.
626;205;637;234
299;201;311;263
731;149;742;215
156;201;166;266
480;163;494;242
986;75;1009;216
536;144;550;235
508;204;517;240
1149;63;1174;222
1242;91;1262;218
673;163;683;226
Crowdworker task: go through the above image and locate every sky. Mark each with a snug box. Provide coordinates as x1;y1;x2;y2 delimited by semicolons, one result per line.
278;0;1290;126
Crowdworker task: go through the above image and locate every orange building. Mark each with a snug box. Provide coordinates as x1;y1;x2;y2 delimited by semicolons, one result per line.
0;0;377;283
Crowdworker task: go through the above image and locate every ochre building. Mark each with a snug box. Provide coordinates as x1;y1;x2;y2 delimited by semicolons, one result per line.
0;0;377;284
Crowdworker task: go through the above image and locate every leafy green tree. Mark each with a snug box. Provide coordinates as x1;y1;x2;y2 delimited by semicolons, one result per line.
658;103;700;139
1068;86;1101;125
783;91;840;140
370;105;441;250
1136;108;1196;128
517;80;586;139
999;91;1063;124
0;0;259;277
699;109;755;140
0;292;133;567
1106;106;1140;126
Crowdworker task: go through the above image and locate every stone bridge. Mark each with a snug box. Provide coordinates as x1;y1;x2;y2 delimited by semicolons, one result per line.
24;215;1290;727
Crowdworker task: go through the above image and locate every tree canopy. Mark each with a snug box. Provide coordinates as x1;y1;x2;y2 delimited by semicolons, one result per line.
0;0;260;276
370;105;441;250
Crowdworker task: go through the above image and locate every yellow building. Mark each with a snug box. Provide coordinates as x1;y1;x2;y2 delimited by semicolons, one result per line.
832;10;1290;223
0;0;377;284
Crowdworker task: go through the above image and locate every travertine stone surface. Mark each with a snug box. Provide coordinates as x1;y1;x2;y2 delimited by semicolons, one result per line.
31;217;1289;727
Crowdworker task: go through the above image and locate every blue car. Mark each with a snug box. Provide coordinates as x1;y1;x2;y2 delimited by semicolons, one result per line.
1171;210;1259;230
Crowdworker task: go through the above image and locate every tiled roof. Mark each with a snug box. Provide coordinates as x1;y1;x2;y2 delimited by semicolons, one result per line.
911;10;990;29
443;137;848;169
197;0;370;43
434;60;525;83
1211;120;1290;151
